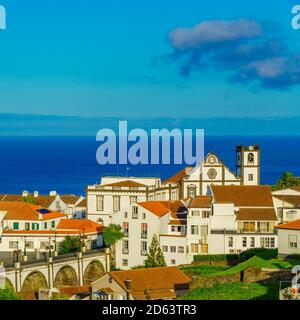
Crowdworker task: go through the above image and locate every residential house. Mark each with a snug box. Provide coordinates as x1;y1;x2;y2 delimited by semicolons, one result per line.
90;266;190;300
276;219;300;256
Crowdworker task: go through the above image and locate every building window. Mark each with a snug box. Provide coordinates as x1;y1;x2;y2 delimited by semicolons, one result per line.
51;221;55;229
9;241;19;249
191;244;199;253
228;237;233;248
142;213;146;219
187;185;196;198
44;222;48;229
200;225;208;237
178;246;184;253
170;246;176;253
122;259;128;267
191;211;200;217
141;223;147;239
32;223;40;230
257;222;274;233
171;191;177;200
250;237;255;248
288;235;297;248
248;174;254;181
130;196;137;205
124;212;128;219
113;196;120;212
260;237;275;248
242;237;247;248
132;206;138;219
123;222;129;237
141;241;147;255
25;223;30;230
248;153;254;163
13;222;19;230
97;195;104;211
286;211;297;222
191;225;199;235
202;211;210;218
171;259;176;265
162;246;168;252
243;222;255;233
122;240;129;254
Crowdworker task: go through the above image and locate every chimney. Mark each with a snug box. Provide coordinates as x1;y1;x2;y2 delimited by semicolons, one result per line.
124;279;132;300
49;191;57;196
22;191;29;197
33;191;39;198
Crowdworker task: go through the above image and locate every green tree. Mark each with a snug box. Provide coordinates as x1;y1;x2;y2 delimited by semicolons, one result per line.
0;288;21;300
102;224;124;270
144;235;166;268
275;172;300;190
23;195;37;204
59;235;81;254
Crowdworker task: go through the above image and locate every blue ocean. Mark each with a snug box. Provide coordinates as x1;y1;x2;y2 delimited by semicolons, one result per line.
0;136;299;195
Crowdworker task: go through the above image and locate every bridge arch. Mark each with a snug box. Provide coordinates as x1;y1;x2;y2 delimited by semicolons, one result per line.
83;260;105;285
54;265;79;288
5;278;14;291
21;271;48;291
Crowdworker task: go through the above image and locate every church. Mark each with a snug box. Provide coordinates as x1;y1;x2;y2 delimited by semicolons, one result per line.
149;144;261;200
86;145;261;224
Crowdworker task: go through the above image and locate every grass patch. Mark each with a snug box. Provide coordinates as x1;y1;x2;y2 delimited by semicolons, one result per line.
180;281;279;300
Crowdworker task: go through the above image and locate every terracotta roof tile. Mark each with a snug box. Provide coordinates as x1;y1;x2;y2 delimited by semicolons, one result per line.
211;185;274;207
109;267;190;300
0;202;66;221
273;195;300;207
162;167;193;184
60;195;81;205
236;208;277;221
276;219;300;231
138;201;187;218
103;180;147;188
188;196;212;208
75;198;86;208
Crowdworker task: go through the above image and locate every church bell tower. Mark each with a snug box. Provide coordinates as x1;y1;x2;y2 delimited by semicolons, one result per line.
236;145;260;185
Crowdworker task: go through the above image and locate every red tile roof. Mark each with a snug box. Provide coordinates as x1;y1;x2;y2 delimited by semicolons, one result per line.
276;219;300;231
162;167;193;184
211;185;274;207
109;267;190;300
138;201;187;219
273;195;300;207
103;180;147;188
236;208;277;221
2;218;102;235
188;196;212;208
0;202;66;221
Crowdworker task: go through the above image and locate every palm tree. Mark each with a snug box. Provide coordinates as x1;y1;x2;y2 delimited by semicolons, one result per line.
275;172;300;190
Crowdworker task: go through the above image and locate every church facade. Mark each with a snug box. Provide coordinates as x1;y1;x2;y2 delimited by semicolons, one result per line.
86;145;260;224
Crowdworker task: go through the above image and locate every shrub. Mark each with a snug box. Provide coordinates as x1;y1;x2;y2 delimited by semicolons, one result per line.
239;248;278;261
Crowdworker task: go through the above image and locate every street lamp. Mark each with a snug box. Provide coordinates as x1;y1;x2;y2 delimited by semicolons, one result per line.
54;231;58;256
13;241;21;264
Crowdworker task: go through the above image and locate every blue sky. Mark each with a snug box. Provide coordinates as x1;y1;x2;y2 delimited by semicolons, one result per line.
0;0;300;120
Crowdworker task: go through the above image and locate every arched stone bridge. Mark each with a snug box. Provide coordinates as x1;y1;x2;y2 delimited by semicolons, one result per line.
3;249;110;293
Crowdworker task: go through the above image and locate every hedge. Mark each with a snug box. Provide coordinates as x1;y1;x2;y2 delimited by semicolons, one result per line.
193;254;239;262
193;249;278;263
239;248;278;261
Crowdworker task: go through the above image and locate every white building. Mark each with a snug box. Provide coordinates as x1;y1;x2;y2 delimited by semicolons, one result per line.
110;185;278;269
0;201;103;260
87;145;260;225
272;194;300;223
111;200;188;269
276;219;300;256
